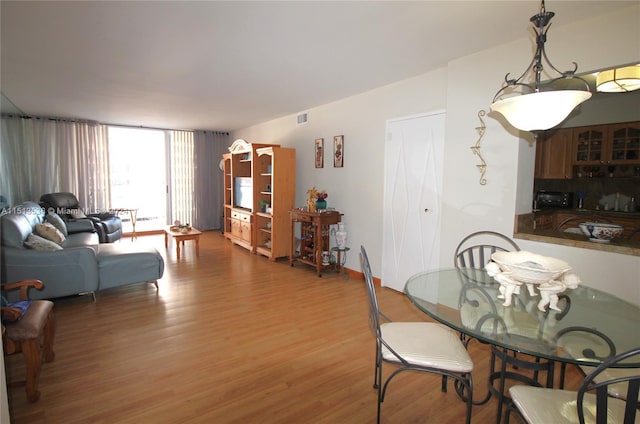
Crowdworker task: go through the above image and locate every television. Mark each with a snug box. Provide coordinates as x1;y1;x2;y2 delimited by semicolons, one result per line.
234;177;253;210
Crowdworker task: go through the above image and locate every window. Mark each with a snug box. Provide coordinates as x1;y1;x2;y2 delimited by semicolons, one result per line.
108;127;167;232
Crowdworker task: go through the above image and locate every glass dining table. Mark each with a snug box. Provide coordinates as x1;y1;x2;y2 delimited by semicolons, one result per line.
404;268;640;423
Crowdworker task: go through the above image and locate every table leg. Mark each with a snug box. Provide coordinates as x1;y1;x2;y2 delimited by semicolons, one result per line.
176;239;181;259
195;236;200;257
164;232;168;248
130;209;137;240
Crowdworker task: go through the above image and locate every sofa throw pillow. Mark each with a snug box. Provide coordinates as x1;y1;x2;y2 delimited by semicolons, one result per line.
45;212;68;236
24;233;63;251
35;222;66;245
71;208;86;219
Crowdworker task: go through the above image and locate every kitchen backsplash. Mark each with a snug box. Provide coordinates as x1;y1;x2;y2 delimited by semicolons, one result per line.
534;176;639;212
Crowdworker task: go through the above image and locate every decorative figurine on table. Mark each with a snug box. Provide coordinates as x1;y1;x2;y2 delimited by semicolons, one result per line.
307;187;319;212
487;251;574;310
486;261;522;307
537;273;581;312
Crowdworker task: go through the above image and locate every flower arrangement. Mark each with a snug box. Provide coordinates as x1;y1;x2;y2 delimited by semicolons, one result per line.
316;191;328;210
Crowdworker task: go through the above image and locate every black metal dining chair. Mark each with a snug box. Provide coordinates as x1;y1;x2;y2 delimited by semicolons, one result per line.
454;230;521;284
360;245;474;424
505;347;640;424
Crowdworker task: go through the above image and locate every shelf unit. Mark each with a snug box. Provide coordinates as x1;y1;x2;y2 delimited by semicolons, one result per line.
254;146;296;260
222;139;296;258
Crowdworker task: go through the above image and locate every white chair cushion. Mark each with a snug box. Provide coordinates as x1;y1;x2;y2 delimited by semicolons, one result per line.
380;322;473;373
509;385;639;424
578;365;638;400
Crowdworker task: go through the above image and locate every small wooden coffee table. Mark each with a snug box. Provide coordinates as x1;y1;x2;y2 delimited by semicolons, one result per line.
164;226;202;259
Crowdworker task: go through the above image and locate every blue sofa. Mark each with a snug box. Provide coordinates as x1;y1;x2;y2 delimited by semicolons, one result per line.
1;201;164;300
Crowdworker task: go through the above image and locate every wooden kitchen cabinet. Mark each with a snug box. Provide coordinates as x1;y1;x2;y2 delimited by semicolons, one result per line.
533;211;554;230
573;121;640;166
608;122;640;163
573;125;607;165
535;128;573;179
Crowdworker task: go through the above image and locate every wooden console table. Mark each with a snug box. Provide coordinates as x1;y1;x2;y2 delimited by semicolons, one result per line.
290;210;342;276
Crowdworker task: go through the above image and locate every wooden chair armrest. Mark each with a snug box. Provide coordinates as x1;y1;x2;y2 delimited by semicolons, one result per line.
1;306;23;322
2;279;44;300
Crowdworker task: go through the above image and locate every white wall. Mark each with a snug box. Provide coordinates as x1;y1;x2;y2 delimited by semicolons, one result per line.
232;5;640;304
234;68;449;283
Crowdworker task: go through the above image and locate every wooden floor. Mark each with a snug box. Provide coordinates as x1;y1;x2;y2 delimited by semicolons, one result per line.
6;232;584;423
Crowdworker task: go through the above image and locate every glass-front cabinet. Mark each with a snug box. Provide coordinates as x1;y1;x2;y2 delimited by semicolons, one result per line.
574;126;605;164
573;122;640;165
608;123;640;163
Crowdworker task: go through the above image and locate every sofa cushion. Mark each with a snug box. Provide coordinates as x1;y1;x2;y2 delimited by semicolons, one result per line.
35;222;66;245
45;212;68;236
71;208;87;219
97;244;164;290
24;234;63;251
61;232;99;248
1;214;31;248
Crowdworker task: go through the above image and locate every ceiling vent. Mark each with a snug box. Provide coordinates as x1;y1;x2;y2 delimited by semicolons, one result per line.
297;112;308;125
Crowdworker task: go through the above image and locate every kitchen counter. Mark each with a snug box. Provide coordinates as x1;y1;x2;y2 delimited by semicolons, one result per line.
515;211;640;257
532;208;640;219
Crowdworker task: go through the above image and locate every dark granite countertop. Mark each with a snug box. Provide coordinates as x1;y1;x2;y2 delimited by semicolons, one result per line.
532;208;640;218
515;212;640;257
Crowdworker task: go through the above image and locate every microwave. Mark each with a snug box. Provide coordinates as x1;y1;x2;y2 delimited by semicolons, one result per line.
534;191;573;209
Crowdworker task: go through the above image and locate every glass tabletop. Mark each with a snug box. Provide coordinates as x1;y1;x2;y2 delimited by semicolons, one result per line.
404;268;640;367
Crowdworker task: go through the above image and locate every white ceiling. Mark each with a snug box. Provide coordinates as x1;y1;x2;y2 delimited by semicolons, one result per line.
1;1;634;131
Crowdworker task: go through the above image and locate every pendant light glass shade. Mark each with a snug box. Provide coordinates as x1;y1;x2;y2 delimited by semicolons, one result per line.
596;65;640;93
490;1;592;133
491;90;592;131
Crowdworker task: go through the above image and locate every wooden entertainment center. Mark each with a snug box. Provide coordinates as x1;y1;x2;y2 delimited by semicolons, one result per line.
222;139;296;260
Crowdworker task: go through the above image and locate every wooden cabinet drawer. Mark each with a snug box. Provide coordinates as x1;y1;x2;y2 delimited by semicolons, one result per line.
232;209;251;222
291;212;312;223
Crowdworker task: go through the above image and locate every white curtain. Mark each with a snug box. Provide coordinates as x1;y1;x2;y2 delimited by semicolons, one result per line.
170;130;195;226
0;115;111;210
1;115;229;230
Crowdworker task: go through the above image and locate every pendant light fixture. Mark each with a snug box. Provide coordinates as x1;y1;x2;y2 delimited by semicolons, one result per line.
490;0;592;132
596;65;640;93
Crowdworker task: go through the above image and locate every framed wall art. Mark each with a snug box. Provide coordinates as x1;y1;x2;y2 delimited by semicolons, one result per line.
334;135;344;168
315;138;324;168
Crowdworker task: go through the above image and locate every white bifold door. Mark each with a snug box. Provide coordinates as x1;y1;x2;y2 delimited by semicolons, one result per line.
382;111;445;292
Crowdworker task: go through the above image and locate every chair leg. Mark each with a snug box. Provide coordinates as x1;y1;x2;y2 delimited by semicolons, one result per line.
21;339;43;402
43;309;56;363
373;342;381;389
376;357;383;424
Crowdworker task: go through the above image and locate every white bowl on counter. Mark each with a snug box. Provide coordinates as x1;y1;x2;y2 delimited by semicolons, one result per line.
578;222;624;243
